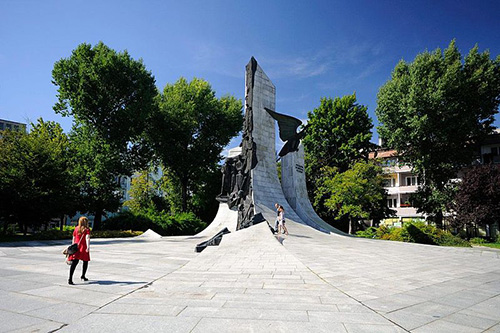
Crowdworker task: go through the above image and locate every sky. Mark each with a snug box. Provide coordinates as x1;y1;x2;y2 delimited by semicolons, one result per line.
1;0;500;153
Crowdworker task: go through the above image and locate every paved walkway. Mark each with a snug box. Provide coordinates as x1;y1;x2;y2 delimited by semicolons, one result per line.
0;222;499;332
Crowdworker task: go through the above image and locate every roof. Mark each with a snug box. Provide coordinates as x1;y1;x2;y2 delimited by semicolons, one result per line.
369;149;398;159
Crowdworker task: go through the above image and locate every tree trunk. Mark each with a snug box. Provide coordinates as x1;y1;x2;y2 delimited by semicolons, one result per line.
60;214;65;231
181;178;188;212
348;219;353;234
435;210;443;229
94;210;102;230
23;223;27;236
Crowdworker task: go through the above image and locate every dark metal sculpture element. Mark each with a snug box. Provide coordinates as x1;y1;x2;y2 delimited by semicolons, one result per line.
265;108;309;159
217;57;259;230
195;228;230;253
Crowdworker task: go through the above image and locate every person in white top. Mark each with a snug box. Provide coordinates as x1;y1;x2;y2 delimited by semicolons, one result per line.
278;205;289;235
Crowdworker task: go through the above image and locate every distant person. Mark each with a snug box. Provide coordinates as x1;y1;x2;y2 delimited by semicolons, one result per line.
68;216;91;285
274;203;280;233
278;205;289;235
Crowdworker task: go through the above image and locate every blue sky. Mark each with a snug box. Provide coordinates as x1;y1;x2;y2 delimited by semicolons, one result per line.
1;0;500;151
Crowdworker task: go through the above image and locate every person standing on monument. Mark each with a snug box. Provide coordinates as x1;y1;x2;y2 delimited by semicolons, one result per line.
278;205;289;235
274;203;280;233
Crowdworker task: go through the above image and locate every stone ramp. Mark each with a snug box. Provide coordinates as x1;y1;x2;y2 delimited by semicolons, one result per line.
62;223;402;332
281;144;347;235
193;202;238;238
1;223;499;332
282;220;500;332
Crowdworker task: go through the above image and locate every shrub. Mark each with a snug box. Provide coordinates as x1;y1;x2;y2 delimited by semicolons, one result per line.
92;230;143;238
401;222;437;245
436;231;470;247
356;227;377;238
102;210;206;236
364;220;471;247
470;237;487;244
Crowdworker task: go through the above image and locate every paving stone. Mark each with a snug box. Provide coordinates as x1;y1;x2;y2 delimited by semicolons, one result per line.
59;313;200;333
412;319;483;333
191;317;347;333
0;309;50;332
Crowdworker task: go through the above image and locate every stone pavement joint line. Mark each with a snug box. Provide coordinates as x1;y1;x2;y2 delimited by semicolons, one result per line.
0;223;499;332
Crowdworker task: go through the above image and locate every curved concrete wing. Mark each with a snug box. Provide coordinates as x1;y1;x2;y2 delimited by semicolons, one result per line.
281;143;347;235
194;202;238;238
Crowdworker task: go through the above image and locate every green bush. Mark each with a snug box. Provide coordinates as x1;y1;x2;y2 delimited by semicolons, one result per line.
92;230;143;238
401;222;437;245
356;227;377;238
470;237;487;244
102;209;206;236
32;228;73;240
436;231;470;247
362;220;470;247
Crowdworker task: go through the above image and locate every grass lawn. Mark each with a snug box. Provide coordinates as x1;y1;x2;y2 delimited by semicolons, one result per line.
478;243;500;249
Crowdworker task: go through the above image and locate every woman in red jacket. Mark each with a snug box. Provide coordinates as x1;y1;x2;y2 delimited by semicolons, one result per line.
68;216;91;285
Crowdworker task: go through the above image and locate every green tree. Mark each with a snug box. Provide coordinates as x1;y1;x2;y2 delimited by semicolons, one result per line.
0;119;75;234
148;77;243;212
303;93;374;219
449;164;500;238
317;161;392;234
68;125;124;229
52;41;157;172
376;40;500;227
124;167;169;213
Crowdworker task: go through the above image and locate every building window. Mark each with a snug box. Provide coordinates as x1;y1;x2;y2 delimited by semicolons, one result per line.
387;198;397;208
406;176;418;186
384;178;396;187
0;123;4;130
6;124;12;130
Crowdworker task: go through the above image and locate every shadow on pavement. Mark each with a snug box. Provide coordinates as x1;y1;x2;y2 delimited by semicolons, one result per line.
86;280;148;286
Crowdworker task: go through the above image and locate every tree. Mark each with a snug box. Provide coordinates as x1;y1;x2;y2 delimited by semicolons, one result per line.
52;42;158;228
52;41;157;173
68;125;124;229
303;93;374;219
449;164;500;238
317;161;392;234
376;40;500;227
148;78;243;212
0;119;75;234
124;167;169;213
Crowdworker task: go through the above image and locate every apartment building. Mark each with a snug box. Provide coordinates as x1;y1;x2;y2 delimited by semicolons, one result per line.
0;119;27;135
371;129;500;227
369;149;424;226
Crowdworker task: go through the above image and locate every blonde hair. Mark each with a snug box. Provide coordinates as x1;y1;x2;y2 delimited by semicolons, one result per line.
77;216;89;235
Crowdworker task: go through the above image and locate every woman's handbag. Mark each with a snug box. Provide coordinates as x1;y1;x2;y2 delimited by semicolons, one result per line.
66;243;78;255
62;231;84;256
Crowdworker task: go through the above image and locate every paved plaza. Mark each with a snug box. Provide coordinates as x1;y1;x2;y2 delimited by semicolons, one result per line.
0;221;499;332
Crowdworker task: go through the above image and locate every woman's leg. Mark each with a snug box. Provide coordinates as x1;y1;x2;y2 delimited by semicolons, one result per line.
81;261;89;279
69;259;79;284
283;223;289;235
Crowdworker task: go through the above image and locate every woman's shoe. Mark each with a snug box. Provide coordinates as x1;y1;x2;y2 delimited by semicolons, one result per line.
81;277;88;281
68;279;74;285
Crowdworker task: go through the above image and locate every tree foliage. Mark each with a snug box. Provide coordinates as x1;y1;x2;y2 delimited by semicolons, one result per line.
316;161;392;233
52;42;159;228
303;93;374;219
376;40;500;226
449;164;500;235
0;119;75;233
148;77;243;212
52;41;157;171
68;125;124;229
124;167;170;213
